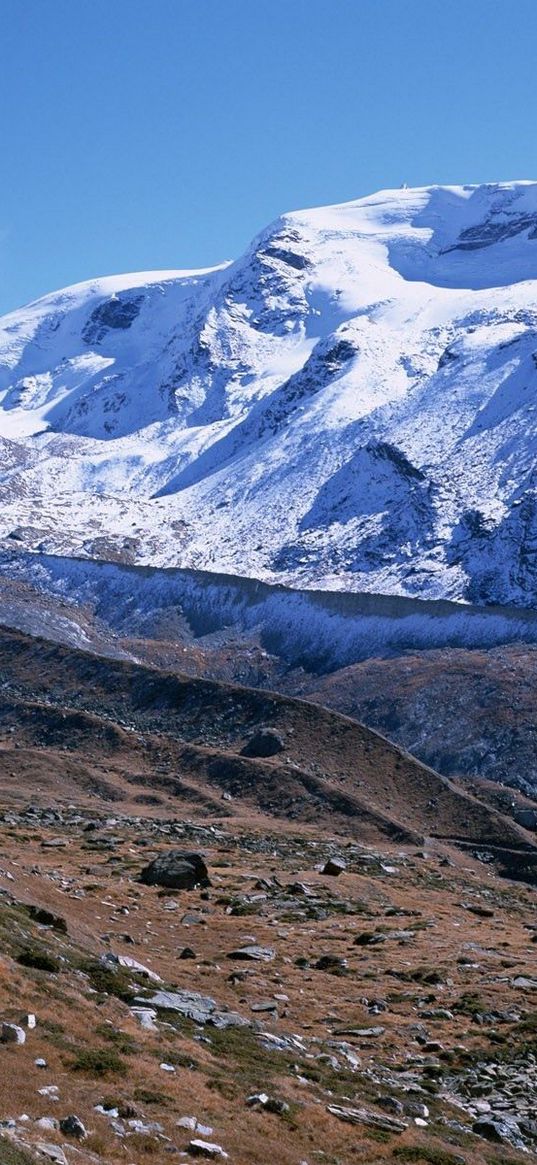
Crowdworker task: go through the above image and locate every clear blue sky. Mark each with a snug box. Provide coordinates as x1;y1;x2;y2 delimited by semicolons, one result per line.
1;0;536;314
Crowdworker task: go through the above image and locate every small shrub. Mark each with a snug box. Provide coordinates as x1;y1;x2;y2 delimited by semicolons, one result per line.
127;1133;162;1155
133;1088;171;1106
70;1046;127;1077
79;959;136;1002
393;1147;466;1164
84;1134;109;1156
95;1024;139;1054
17;947;61;972
453;991;485;1018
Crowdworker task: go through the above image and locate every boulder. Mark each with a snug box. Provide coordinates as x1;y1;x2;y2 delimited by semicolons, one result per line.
142;989;250;1029
1;1022;26;1044
247;1093;289;1114
314;955;348;972
99;952;162;982
473;1116;526;1148
226;945;275;962
354;931;387;946
327;1103;407;1133
59;1115;87;1140
139;850;210;890
35;1145;68;1165
188;1141;228;1159
240;728;285;758
321;856;346;876
27;905;68;933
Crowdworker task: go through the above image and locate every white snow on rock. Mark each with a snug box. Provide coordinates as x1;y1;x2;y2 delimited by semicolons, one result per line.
3;182;537;605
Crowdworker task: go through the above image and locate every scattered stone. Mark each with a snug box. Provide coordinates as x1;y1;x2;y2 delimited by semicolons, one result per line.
36;1143;68;1165
377;1097;404;1115
314;955;347;972
404;1102;429;1119
354;931;387;946
35;1058;47;1068
327;1103;407;1132
38;1086;59;1100
130;1006;158;1031
100;951;161;981
59;1115;87;1139
35;1118;59;1131
241;728;285;758
1;1023;26;1044
321;856;346;877
128;1118;164;1134
333;1025;384;1038
226;945;275;962
286;881;313;896
27;905;68;933
462;902;494;918
177;1116;213;1135
188;1139;229;1159
179;947;197;960
511;976;537;990
247;1093;290;1114
140;850;210;890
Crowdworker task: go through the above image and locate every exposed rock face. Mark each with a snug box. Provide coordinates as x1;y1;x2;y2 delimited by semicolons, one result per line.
139;849;210;890
142;989;250;1029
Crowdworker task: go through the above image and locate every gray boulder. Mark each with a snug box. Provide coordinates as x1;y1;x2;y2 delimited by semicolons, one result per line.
241;728;285;758
321;856;346;876
59;1115;87;1139
1;1022;26;1044
139;850;210;890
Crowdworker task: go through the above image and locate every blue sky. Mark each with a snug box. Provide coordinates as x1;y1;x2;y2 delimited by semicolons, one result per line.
1;0;537;314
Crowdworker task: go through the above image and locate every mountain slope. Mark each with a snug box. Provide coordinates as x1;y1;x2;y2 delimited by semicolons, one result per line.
1;622;536;874
3;182;537;603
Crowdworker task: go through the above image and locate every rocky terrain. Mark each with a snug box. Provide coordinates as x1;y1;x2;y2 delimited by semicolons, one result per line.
1;735;537;1165
0;620;535;1165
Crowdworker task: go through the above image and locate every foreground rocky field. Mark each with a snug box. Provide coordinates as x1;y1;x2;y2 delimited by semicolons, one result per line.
0;802;536;1165
0;625;536;1164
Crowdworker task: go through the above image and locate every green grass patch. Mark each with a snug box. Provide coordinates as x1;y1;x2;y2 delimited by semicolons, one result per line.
0;1137;41;1165
133;1088;172;1106
94;1024;139;1054
393;1147;466;1164
69;1046;127;1077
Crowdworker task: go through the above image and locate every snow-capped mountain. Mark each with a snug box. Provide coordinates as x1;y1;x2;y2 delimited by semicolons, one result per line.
3;181;537;605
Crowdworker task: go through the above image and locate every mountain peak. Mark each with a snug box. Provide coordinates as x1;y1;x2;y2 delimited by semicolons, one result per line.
2;183;537;607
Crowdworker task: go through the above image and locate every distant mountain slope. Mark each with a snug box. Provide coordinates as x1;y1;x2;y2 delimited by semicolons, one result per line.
3;182;537;603
1;622;536;874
